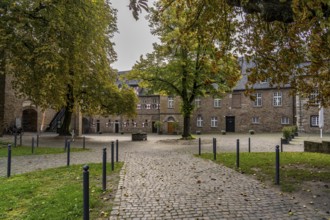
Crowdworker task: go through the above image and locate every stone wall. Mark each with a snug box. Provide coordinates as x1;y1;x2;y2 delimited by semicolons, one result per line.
304;141;330;154
191;88;294;133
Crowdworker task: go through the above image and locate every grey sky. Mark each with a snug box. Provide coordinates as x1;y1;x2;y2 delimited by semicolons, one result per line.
111;0;158;71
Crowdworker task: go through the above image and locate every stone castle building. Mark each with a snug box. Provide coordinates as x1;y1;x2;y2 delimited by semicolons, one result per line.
1;68;328;135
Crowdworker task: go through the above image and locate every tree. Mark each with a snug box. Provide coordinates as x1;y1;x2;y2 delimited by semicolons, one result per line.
234;1;330;106
1;0;137;135
129;0;330;107
127;0;241;138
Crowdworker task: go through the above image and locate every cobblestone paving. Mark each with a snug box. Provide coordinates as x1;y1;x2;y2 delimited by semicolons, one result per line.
110;151;326;220
1;133;329;219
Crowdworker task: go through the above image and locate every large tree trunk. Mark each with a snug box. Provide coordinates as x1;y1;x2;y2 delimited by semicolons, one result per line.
0;51;6;137
182;114;191;139
59;83;74;136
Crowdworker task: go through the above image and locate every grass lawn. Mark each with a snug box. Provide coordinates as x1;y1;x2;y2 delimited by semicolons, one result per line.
0;162;123;220
0;140;88;157
197;152;330;192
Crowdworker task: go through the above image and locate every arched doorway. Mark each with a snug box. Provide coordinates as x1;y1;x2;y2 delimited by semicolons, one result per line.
22;109;38;132
82;117;90;134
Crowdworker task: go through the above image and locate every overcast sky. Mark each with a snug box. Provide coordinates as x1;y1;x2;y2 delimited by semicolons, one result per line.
111;0;158;71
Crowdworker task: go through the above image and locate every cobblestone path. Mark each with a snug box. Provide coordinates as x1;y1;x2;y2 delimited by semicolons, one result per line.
110;151;325;220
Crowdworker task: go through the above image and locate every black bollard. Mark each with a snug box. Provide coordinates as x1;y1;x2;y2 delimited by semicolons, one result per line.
32;137;35;154
102;148;107;191
67;141;71;166
280;138;283;152
7;144;11;177
116;139;119;162
83;136;86;149
14;133;17;147
111;141;114;171
83;165;90;220
37;134;39;148
236;139;240;168
248;137;251;153
213;138;217;161
198;138;201;156
275;145;280;185
19;132;22;146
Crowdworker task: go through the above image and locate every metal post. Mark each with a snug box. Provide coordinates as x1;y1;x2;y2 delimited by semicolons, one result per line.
213;138;217;161
67;141;71;166
280;138;283;152
37;134;39;148
198;138;201;156
248;137;251;153
102;148;107;191
14;133;17;147
7;144;11;178
32;137;35;154
111;141;114;171
275;145;280;185
83;136;86;149
236;139;240;168
19;132;22;146
83;165;90;220
116;139;119;162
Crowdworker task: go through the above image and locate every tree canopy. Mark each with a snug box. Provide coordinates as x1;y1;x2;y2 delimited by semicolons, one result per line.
0;0;137;135
128;0;241;138
130;0;330;107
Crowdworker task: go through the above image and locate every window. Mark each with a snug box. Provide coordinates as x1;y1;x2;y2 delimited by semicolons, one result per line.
309;90;319;105
310;115;319;127
273;92;282;106
168;96;174;108
211;117;218;127
254;93;262;107
252;117;260;124
146;104;151;109
214;98;221;108
195;98;201;108
137;104;141;109
152;98;158;104
281;117;290;125
197;115;203;127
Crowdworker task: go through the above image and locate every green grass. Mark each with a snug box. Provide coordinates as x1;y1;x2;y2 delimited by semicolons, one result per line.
0;162;123;220
0;144;88;157
197;152;330;192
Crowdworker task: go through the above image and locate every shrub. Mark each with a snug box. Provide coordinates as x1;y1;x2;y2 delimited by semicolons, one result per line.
249;130;255;135
282;126;292;140
221;130;226;135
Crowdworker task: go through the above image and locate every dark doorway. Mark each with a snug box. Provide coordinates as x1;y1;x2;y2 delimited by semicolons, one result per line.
226;116;235;132
96;120;100;133
82;118;90;134
22;109;38;132
152;121;157;133
115;120;119;133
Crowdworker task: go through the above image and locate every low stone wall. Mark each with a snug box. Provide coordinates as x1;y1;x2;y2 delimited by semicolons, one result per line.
132;133;147;141
304;141;330;154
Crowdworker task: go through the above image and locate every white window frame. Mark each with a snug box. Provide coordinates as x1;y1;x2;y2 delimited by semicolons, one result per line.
214;98;221;108
197;116;203;127
137;104;141;109
211;117;218;127
168;97;174;108
309;90;320;105
252;117;260;124
310;115;319;127
281;117;290;125
273;92;282;106
254;93;262;107
146;104;151;109
195;98;201;108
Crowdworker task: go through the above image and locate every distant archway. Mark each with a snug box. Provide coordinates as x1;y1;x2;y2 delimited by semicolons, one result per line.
22;109;38;132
